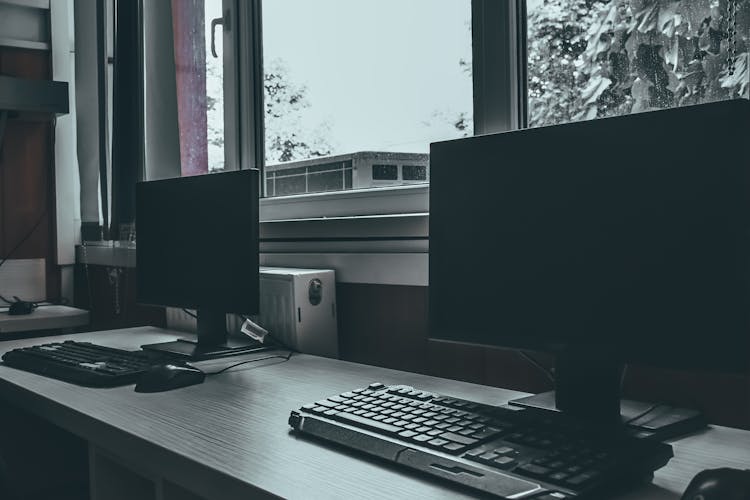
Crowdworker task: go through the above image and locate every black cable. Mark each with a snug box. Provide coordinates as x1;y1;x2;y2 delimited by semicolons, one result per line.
625;404;662;425
182;308;197;319
519;351;555;384
204;350;294;376
0;209;47;272
0;294;12;304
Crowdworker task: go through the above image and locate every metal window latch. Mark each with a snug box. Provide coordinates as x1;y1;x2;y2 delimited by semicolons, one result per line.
210;9;231;58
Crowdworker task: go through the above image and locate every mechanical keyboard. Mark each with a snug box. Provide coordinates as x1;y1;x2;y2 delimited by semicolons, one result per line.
289;383;673;499
1;341;171;387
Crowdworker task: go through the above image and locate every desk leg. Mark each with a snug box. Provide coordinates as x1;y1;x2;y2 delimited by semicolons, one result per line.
89;445;207;500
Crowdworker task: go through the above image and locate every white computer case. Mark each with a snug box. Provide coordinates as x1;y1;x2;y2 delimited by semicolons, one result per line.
166;267;339;358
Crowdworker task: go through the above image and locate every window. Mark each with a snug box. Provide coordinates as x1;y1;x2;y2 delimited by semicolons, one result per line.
260;0;473;197
527;0;749;128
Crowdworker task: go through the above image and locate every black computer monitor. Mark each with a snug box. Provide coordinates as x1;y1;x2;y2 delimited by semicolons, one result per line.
136;169;260;358
429;99;750;427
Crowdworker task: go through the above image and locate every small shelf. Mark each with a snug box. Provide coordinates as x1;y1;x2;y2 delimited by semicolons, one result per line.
0;75;68;115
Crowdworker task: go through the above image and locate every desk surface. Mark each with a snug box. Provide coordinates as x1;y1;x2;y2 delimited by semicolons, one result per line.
0;327;747;499
0;305;89;334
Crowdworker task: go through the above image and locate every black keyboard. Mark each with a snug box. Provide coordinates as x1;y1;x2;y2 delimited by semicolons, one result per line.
289;383;673;499
2;341;170;387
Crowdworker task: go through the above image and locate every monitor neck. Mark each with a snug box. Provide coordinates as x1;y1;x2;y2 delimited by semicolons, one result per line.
196;308;228;347
554;348;624;427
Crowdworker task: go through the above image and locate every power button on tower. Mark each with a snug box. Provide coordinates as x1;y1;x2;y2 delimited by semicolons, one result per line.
308;279;323;305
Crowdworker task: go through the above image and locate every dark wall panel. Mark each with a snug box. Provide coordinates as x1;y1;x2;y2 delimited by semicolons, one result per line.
336;283;750;430
0;47;59;302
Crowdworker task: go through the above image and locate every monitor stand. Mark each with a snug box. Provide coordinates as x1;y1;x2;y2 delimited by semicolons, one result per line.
141;309;269;360
508;348;706;441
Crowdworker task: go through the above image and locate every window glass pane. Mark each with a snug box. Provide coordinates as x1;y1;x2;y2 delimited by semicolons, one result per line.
527;0;749;128
205;0;224;172
262;0;473;196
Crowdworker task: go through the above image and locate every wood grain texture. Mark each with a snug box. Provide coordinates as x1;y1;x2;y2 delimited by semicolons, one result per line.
0;305;88;334
0;328;748;500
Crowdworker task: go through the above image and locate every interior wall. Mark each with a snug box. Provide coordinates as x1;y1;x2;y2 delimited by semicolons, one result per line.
0;47;60;302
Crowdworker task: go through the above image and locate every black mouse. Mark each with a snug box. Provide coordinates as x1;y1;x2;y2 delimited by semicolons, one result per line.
8;299;37;315
681;468;750;500
134;362;205;393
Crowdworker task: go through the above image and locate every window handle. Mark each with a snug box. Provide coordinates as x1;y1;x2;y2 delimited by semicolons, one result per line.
210;10;229;58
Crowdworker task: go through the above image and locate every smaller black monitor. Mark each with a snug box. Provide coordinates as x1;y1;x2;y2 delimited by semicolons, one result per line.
136;169;260;358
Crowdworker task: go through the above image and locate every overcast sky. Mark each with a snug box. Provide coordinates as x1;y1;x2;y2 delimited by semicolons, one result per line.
261;0;473;154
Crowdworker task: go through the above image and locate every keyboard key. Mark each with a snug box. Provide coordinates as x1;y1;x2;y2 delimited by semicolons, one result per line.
442;442;466;454
405;423;419;430
413;434;433;443
479;452;499;461
416;426;431;433
393;420;408;427
463;448;485;458
334;412;401;434
494;446;515;455
423;420;439;426
447;425;463;432
413;417;428;424
427;429;443;436
472;427;502;440
316;400;338;408
493;456;515;468
398;430;418;439
458;428;475;436
435;423;451;430
439;432;479;446
549;472;570;482
517;463;552;477
368;383;386;390
427;438;450;447
566;472;598;486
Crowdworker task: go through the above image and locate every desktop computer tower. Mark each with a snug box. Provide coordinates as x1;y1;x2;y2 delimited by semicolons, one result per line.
166;267;339;358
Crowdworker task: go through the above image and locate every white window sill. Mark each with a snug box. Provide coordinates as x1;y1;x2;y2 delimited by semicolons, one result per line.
77;201;430;286
260;184;429;221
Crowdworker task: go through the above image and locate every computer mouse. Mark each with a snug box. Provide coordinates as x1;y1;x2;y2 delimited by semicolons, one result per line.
681;468;750;500
134;362;205;393
8;300;36;315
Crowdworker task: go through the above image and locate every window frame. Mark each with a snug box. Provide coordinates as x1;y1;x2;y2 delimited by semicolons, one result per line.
234;0;525;221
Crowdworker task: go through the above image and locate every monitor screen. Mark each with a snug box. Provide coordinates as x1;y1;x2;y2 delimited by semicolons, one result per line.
136;169;260;316
429;100;750;373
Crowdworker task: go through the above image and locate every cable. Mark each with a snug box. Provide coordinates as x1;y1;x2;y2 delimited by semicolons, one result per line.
204;350;294;376
0;209;47;272
624;404;663;425
519;351;555;384
182;308;197;319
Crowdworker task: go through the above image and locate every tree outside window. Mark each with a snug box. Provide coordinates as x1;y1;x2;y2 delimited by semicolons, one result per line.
528;0;749;127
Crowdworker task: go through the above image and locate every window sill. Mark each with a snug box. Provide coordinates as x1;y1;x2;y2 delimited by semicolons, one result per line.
77;212;429;286
260;184;429;221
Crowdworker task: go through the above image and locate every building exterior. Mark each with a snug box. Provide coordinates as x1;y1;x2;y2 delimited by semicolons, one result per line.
264;151;429;197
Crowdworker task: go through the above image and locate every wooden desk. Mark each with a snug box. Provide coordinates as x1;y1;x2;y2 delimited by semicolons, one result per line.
0;305;89;335
0;327;747;500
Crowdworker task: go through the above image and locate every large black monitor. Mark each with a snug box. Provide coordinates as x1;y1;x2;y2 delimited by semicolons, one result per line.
136;169;260;358
429;99;750;427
